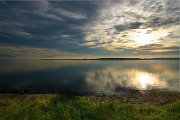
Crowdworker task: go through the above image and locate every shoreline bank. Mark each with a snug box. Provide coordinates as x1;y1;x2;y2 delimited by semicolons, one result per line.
1;91;180;120
1;90;180;105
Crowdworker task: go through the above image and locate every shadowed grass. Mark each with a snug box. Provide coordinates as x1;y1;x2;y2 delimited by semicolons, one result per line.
0;94;180;120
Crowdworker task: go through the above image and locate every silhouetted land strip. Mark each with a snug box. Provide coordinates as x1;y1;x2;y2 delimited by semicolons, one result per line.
40;58;179;60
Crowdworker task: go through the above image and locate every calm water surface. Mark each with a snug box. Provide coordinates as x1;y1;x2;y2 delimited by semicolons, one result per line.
0;60;179;94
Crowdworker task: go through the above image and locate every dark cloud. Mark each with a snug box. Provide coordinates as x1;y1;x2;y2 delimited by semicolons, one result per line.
167;34;180;39
143;0;179;28
137;44;179;54
138;44;164;50
0;1;102;55
114;22;143;32
163;46;179;50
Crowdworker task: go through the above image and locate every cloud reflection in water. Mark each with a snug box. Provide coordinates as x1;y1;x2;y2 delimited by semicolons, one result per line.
0;60;179;94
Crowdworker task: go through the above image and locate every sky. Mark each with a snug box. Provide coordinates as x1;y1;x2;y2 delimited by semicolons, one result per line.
0;0;179;58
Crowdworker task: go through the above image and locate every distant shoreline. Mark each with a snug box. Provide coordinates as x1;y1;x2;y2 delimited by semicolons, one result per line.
41;58;179;60
1;58;179;60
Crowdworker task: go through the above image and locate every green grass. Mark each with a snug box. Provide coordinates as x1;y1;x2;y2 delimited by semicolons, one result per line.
0;94;180;120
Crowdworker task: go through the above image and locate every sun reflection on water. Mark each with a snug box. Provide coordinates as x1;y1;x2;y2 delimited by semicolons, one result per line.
135;72;157;89
131;71;168;90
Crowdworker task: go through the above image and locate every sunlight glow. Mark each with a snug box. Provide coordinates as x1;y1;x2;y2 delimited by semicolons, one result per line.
129;28;170;46
134;33;154;45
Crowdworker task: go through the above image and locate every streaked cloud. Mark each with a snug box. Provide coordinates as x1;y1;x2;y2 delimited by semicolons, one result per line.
0;44;95;59
50;8;86;20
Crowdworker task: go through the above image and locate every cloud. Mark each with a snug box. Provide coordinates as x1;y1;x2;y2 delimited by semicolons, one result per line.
0;0;179;58
81;0;179;56
137;44;179;53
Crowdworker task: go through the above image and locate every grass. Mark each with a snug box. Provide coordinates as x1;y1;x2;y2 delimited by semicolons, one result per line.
0;94;180;120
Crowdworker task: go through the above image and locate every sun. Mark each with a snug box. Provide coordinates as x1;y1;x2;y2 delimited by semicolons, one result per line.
129;29;164;46
131;29;156;46
134;33;154;45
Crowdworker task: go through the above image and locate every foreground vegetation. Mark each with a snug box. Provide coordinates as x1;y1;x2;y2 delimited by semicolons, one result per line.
0;94;180;120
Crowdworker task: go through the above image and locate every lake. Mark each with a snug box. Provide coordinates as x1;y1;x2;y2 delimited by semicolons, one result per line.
0;59;179;95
